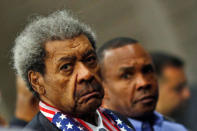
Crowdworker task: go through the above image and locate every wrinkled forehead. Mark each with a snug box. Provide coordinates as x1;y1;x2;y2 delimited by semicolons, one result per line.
103;44;152;68
44;34;94;59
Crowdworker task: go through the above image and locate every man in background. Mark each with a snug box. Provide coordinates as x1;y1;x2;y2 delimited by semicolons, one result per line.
98;37;188;131
151;52;190;117
0;89;7;127
9;76;39;127
0;115;7;127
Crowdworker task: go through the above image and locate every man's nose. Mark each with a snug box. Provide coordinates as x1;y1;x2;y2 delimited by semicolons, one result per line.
77;62;93;83
136;74;151;90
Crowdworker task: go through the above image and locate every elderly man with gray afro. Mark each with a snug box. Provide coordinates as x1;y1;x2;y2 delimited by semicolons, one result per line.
12;10;135;131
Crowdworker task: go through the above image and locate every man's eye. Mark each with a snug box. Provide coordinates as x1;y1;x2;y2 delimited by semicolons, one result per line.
121;73;132;79
60;64;73;71
143;65;154;74
174;83;186;93
145;69;153;73
85;56;97;65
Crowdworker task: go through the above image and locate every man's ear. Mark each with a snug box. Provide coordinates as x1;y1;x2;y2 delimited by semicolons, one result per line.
101;80;110;109
28;70;45;95
102;81;109;100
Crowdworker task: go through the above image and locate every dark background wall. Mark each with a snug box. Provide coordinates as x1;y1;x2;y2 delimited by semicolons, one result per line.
0;0;196;129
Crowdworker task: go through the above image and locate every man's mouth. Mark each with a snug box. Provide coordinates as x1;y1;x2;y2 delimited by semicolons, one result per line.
136;95;157;104
78;91;101;104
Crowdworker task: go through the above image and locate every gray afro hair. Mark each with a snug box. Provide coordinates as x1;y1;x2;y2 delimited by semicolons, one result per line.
12;10;96;96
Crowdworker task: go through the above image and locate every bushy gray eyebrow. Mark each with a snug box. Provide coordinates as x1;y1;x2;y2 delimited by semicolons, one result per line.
81;49;96;59
58;56;76;62
120;66;135;71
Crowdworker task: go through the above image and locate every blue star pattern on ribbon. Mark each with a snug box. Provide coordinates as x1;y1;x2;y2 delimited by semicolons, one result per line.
100;108;134;131
52;112;88;131
52;109;134;131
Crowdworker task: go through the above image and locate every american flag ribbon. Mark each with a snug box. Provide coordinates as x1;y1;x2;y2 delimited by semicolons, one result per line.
99;108;133;131
39;101;59;121
39;101;134;131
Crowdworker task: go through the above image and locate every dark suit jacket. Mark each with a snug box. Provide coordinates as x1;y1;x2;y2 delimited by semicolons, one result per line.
9;117;28;128
23;112;59;131
24;111;135;131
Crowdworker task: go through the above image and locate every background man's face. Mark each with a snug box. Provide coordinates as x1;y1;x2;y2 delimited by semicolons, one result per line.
102;44;158;118
38;34;104;116
16;76;39;121
157;66;190;115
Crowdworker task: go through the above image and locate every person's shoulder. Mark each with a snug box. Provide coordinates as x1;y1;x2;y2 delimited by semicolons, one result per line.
9;117;28;128
23;112;59;131
23;112;43;131
161;115;188;131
